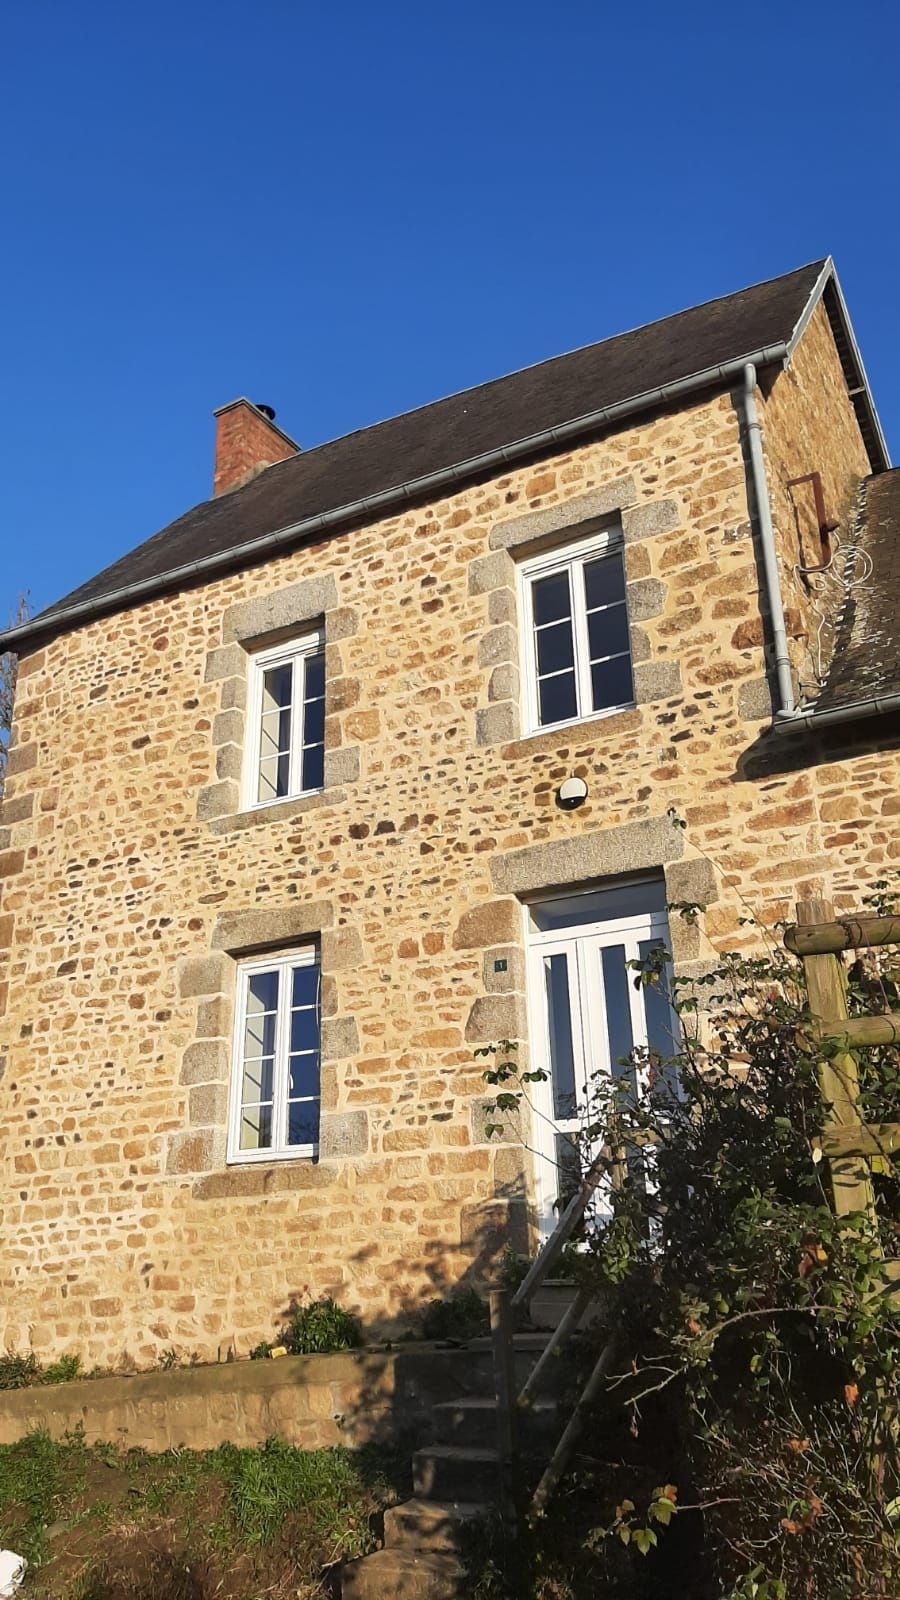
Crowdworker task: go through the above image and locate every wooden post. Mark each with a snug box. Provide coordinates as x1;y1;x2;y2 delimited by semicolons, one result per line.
489;1288;519;1533
795;898;874;1220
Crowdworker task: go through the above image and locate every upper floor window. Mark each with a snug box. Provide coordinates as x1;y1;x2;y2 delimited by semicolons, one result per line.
519;530;633;732
228;946;321;1162
245;633;325;809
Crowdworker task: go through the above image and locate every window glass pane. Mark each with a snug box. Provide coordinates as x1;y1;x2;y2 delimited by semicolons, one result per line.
543;953;578;1120
587;604;630;663
300;650;325;793
261;662;293;713
538;670;578;726
257;753;291;803
241;1057;274;1103
529;878;666;932
638;938;678;1068
290;1005;319;1054
303;689;325;750
247;969;279;1013
243;1007;276;1059
288;1101;320;1147
600;945;635;1086
301;744;324;791
590;654;634;712
291;965;319;1009
240;1104;273;1150
260;706;292;759
536;618;576;677
304;650;325;701
289;1052;319;1099
532;571;571;626
584;553;626;611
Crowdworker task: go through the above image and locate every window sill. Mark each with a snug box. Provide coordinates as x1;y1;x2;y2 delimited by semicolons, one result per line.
226;1147;317;1166
207;787;342;835
505;703;641;758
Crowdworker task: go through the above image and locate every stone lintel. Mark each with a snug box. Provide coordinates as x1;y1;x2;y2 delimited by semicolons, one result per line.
222;575;339;647
490;814;685;897
211;902;333;955
489;480;638;552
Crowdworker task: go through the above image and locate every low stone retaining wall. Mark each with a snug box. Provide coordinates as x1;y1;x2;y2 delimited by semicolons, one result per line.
0;1343;491;1453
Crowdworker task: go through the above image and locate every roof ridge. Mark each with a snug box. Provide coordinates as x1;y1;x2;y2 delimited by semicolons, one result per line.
270;259;831;471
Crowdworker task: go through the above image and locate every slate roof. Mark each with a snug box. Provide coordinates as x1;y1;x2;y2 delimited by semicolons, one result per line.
2;256;887;653
813;469;900;715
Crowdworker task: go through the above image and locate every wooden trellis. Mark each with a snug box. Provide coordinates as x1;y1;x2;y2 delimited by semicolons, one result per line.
784;897;900;1293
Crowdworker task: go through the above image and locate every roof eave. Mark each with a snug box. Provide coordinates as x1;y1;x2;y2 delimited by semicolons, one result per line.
773;688;900;735
0;341;793;656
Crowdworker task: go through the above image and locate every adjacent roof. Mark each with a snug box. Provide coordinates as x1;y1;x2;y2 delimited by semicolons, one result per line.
3;256;888;653
810;468;900;717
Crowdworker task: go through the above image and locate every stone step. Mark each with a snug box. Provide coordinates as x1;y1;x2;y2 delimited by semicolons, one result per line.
432;1394;559;1448
529;1279;603;1331
383;1496;484;1553
341;1546;466;1599
412;1443;500;1503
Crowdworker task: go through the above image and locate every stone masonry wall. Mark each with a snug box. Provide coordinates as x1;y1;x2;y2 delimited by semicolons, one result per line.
761;300;873;704
0;312;896;1369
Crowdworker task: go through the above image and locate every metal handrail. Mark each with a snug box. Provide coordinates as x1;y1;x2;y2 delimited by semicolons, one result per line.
511;1144;616;1315
490;1141;628;1524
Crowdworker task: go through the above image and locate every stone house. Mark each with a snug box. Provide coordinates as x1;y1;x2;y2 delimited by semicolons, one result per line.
1;257;898;1369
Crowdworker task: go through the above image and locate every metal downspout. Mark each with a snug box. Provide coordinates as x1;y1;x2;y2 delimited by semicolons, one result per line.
742;362;796;717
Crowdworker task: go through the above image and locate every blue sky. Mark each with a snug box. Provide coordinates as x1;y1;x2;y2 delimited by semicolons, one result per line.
2;0;899;622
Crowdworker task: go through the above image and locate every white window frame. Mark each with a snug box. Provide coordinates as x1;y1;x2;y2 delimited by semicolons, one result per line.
523;883;674;1238
227;945;321;1164
517;527;633;736
243;631;325;812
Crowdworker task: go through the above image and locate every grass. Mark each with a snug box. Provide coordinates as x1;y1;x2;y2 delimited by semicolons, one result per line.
0;1430;405;1599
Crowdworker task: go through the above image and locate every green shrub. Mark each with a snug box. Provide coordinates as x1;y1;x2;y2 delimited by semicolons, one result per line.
42;1354;82;1385
422;1287;489;1342
0;1351;40;1389
281;1296;364;1355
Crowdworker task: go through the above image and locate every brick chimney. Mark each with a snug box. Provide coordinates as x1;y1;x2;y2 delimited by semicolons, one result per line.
212;399;298;497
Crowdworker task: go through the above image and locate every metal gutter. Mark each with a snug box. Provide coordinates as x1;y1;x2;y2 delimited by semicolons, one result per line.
742;362;796;716
773;690;900;735
0;343;790;654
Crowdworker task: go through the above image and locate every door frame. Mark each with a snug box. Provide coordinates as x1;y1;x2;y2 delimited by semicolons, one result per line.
523;888;672;1239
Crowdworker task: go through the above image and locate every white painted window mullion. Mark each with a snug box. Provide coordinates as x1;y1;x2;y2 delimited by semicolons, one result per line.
571;557;594;719
273;956;292;1154
289;655;304;799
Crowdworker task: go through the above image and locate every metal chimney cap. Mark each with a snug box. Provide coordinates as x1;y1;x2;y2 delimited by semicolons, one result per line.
255;403;277;422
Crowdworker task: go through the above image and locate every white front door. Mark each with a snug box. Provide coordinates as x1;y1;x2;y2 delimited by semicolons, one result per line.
525;878;676;1239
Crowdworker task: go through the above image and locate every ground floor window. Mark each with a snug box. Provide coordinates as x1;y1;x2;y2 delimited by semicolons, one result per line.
525;877;676;1236
228;947;321;1162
